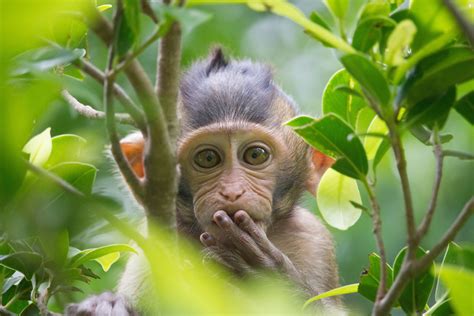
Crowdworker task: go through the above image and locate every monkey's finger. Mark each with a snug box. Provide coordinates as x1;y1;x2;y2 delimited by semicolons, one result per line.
200;232;216;247
213;211;267;262
234;210;282;260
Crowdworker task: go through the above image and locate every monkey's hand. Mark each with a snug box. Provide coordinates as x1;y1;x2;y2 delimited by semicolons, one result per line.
200;210;302;282
65;292;138;316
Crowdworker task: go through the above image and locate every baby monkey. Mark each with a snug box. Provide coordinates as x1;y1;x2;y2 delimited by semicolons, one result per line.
67;49;342;315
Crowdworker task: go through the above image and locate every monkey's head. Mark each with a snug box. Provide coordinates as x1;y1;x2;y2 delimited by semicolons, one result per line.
176;48;333;238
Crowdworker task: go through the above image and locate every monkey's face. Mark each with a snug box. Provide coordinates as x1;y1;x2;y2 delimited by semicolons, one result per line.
178;122;287;237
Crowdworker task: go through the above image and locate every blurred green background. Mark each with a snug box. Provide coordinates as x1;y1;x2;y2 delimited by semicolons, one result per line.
1;0;473;314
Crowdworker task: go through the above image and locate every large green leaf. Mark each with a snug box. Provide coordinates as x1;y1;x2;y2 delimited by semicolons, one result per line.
22;127;52;167
45;134;87;169
123;0;141;41
316;169;362;230
0;252;42;280
322;69;368;127
404;47;474;106
454;91;474;125
352;16;396;53
358;253;393;303
13;47;86;76
69;244;136;268
286;114;368;179
393;247;435;314
340;54;391;107
303;283;358;309
405;86;456;129
436;265;474;316
49;162;97;195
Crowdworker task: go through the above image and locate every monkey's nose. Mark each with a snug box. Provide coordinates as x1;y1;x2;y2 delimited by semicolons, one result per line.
219;187;245;202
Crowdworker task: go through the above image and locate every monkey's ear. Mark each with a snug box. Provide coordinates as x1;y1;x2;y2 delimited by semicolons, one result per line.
120;133;145;178
206;47;228;76
306;149;335;196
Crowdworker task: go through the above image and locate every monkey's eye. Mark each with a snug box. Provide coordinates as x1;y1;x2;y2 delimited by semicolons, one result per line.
243;146;269;165
194;149;221;168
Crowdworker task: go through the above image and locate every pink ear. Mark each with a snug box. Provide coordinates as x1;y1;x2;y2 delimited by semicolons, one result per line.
120;133;145;178
306;149;335;196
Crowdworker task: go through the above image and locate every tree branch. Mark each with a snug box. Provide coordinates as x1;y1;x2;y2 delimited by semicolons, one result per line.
443;0;474;46
363;179;388;301
416;130;443;240
374;197;473;315
74;59;147;133
104;3;144;202
61;90;136;126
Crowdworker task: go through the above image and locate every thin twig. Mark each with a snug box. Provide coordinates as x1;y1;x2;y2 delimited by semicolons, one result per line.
74;59;147;133
363;179;388;301
141;0;159;23
374;197;473;315
416;129;444;240
443;0;474;46
104;2;144;202
61;90;135;126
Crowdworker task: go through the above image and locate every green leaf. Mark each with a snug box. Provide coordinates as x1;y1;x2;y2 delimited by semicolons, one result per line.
393;247;435;314
322;69;368;127
286;114;368;179
49;162;97;195
13;47;86;76
454;91;474;125
95;252;120;272
372;139;391;170
405;86;456;129
20;303;40;316
2;271;24;294
316;169;362;230
22;128;52;167
431;300;455;316
352;16;396;53
364;115;388;160
385;19;417;66
45;134;87;169
69;244;136;268
358;253;393;303
303;283;358;309
324;0;348;19
309;11;331;31
116;11;135;57
436;264;474;316
404;46;474;106
410;125;454;146
97;4;112;12
359;0;390;20
40;230;69;268
355;107;377;135
340;53;391;107
63;65;85;81
0;252;42;280
123;0;141;42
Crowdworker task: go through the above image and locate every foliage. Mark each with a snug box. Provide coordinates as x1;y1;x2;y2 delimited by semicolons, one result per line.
1;0;473;315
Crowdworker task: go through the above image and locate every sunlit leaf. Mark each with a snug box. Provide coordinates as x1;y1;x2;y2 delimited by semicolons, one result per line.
286;115;368;179
69;244;136;268
340;54;391;107
95;252;120;272
454;91;474;125
22;127;52;167
435;243;462;301
97;4;112;12
385;20;417;66
364;115;388;160
355;107;376;135
316;169;362;230
324;0;349;19
322;69;367;127
393;247;435;314
436;264;474;316
359;0;390;20
303;283;358;309
45;134;87;169
359;253;394;303
2;271;24;294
